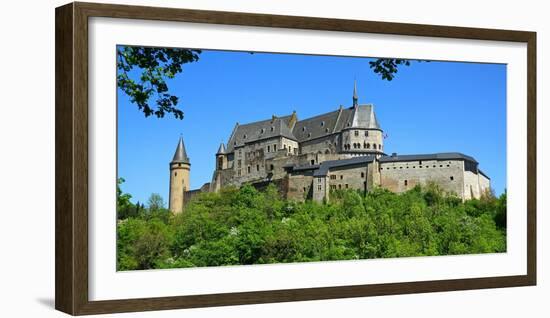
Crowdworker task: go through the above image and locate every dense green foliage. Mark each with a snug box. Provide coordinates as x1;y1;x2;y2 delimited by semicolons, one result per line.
117;181;506;271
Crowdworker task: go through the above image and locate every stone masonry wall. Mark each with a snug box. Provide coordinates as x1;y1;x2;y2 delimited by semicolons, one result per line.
379;159;464;198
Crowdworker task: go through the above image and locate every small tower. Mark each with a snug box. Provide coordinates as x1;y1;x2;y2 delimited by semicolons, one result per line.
352;80;359;107
216;142;227;170
169;136;190;214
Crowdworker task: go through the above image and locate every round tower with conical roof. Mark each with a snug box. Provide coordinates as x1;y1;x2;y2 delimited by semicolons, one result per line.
169;136;190;213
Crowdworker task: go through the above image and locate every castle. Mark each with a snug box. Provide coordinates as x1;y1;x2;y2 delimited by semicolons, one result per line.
169;82;491;213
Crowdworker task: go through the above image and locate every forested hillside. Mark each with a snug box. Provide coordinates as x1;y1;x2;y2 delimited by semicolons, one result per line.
117;180;506;271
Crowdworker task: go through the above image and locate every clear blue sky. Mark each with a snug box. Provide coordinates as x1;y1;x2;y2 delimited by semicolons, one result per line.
118;49;507;205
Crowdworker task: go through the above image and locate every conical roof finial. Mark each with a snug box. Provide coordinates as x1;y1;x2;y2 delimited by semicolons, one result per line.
171;135;190;164
216;142;226;155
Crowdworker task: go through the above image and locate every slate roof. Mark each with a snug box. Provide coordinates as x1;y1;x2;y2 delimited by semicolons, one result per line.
226;115;297;153
379;152;478;164
171;136;190;164
313;155;375;177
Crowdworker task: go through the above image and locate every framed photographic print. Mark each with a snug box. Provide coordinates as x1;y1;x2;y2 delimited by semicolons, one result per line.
55;2;536;315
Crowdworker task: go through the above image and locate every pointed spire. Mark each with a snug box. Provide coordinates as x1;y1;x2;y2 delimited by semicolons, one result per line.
216;142;226;155
171;135;190;164
352;80;358;107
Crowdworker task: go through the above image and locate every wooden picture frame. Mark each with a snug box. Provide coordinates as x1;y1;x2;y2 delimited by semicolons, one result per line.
55;1;536;315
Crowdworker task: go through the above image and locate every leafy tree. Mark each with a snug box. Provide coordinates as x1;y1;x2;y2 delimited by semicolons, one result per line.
147;193;165;211
117;183;506;271
117;46;201;119
368;58;413;81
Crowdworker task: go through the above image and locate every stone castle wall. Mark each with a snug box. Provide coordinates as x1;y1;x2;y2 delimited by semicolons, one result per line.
379;159;465;197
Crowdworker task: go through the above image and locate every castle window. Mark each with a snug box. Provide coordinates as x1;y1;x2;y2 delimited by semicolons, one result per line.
238;149;242;156
440;165;443;167
174;172;177;176
340;175;343;180
433;165;436;168
330;175;336;180
270;164;274;171
345;184;349;189
447;164;450;167
318;178;322;183
365;131;369;137
311;160;315;165
302;127;306;132
234;141;237;145
366;143;370;149
338;184;342;189
450;176;454;181
271;126;274;132
413;166;416;168
321;121;325;126
260;128;265;134
303;187;306;192
318;185;322;191
326;128;330;133
274;145;277;151
238;170;241;176
379;144;382;150
247;166;251;173
243;134;247;139
256;165;260;171
267;145;271;152
419;160;423;165
373;143;377;149
361;172;365;178
419;166;422;168
354;130;359;136
404;180;408;186
325;149;330;154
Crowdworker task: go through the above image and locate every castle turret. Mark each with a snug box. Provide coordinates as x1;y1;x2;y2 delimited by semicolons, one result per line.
340;81;385;157
169;136;190;214
216;142;227;170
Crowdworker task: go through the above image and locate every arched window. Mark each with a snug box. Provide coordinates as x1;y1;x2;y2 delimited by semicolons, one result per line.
373;143;377;149
325;149;330;154
366;143;370;149
379;144;382;150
